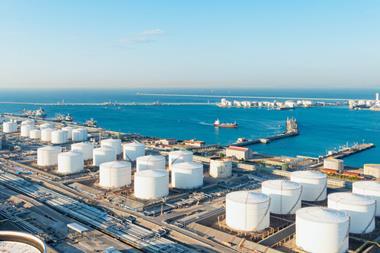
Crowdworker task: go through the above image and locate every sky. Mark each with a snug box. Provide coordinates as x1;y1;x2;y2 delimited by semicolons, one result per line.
0;0;379;89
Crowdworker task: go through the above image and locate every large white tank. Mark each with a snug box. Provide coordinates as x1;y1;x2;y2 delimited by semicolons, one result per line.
261;179;302;214
57;151;84;175
134;170;169;200
171;162;203;189
168;150;193;169
101;139;122;155
40;128;54;142
2;121;17;133
209;159;232;178
29;129;41;139
62;126;73;140
71;142;93;160
21;119;35;126
123;142;145;161
20;124;34;137
39;122;54;130
93;147;116;166
37;146;62;167
51;130;68;144
328;192;375;233
71;128;88;142
352;181;380;216
99;161;131;189
296;207;349;253
290;170;327;201
136;155;166;172
226;191;270;232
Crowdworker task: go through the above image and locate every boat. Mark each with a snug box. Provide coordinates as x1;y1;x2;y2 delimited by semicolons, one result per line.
236;137;248;143
54;113;73;122
23;107;47;118
65;113;73;122
85;118;97;127
213;119;238;128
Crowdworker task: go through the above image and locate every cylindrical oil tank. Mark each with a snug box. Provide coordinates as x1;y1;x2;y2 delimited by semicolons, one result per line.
99;161;131;189
20;124;34;137
71;128;88;142
71;142;93;160
261;180;302;214
37;146;62;167
352;181;380;216
51;130;68;144
209;159;232;178
39;122;54;130
29;129;41;139
134;170;169;200
136;155;166;172
93;147;116;166
226;191;270;232
40;128;54;142
2;121;17;133
168;150;193;169
123;142;145;161
101;139;122;155
21;119;35;126
62;126;73;140
171;162;203;189
290;170;327;201
296;207;349;253
328;192;375;233
57;151;84;175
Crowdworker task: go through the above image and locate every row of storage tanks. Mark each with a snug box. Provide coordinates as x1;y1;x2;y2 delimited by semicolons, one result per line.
225;170;380;253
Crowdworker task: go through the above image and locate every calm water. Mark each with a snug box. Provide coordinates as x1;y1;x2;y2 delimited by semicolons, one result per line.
0;89;379;167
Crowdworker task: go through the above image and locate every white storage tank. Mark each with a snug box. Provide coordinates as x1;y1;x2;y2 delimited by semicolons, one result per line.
296;207;349;253
209;159;232;178
363;164;380;179
134;170;169;200
40;128;54;142
261;180;302;214
136;155;166;172
290;170;327;201
2;121;17;133
352;181;380;216
101;139;122;155
39;122;54;130
71;142;93;160
328;192;375;233
62;126;73;140
171;162;203;189
71;128;88;142
20;124;34;137
51;130;68;144
226;191;270;232
123;142;145;161
168;150;193;169
99;161;131;189
21;119;35;126
29;129;41;139
57;151;84;175
37;146;62;167
93;147;116;166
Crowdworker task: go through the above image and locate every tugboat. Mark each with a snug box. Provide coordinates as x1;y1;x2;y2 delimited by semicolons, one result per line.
85;118;97;127
213;119;238;128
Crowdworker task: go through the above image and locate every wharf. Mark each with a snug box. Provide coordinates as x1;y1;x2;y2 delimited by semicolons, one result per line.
232;131;299;147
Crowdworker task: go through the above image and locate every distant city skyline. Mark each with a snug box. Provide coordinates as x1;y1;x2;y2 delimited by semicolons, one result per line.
0;0;379;89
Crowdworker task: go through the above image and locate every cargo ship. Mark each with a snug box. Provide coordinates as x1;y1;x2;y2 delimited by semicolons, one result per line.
213;119;238;128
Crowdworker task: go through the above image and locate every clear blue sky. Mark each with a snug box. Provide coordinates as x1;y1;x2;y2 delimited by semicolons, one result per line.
0;0;379;89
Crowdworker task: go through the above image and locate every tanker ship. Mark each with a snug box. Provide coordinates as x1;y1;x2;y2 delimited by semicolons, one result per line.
213;119;238;128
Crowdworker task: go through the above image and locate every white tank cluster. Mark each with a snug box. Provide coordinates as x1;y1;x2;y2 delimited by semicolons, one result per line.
62;126;73;140
101;139;122;156
134;169;169;200
226;191;270;232
171;162;203;189
71;142;93;160
352;181;380;216
328;192;375;233
51;130;68;144
123;142;145;161
2;121;17;133
93;147;116;166
296;207;349;253
37;146;62;167
136;155;166;172
72;128;88;142
209;159;232;178
29;129;41;139
261;179;302;214
41;128;54;142
290;170;327;201
57;151;84;175
20;124;34;137
168;150;193;169
39;122;54;130
99;161;131;189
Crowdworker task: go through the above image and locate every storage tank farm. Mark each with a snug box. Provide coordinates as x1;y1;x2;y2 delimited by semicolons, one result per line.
352;181;380;216
261;179;302;214
101;139;122;157
328;192;376;233
168;150;193;169
37;146;62;167
136;155;166;172
57;151;84;175
2;121;17;133
171;161;203;189
225;191;270;232
296;207;349;253
134;169;169;200
51;130;68;144
93;146;116;166
71;142;94;161
29;129;41;139
209;159;232;178
290;170;327;201
123;142;145;161
40;128;54;142
99;161;131;189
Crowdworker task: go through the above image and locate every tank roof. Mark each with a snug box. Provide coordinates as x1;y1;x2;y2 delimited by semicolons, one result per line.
296;207;349;223
262;179;301;190
328;192;375;206
227;191;269;204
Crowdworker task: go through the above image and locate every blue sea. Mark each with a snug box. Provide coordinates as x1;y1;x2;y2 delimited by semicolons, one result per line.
0;88;379;167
